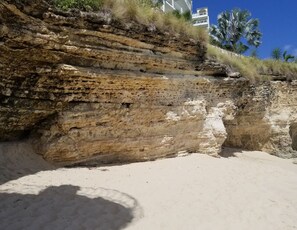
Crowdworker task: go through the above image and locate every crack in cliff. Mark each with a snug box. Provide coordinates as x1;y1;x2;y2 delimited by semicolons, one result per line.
290;124;297;151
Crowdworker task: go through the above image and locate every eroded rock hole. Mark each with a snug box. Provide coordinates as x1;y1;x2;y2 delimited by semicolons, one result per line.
121;103;131;109
289;123;297;150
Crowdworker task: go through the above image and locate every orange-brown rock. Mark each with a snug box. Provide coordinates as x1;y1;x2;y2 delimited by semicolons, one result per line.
1;0;296;166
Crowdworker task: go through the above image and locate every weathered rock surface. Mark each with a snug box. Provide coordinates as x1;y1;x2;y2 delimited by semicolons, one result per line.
1;0;297;165
224;82;297;158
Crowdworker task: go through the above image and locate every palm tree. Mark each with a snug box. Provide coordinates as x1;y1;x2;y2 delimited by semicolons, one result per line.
210;9;262;54
271;48;295;62
283;50;295;62
271;48;282;60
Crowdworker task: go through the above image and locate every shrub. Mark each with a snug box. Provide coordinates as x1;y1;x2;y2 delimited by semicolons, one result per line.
54;0;104;11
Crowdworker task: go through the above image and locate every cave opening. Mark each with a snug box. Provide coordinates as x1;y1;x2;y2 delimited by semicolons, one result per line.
290;124;297;151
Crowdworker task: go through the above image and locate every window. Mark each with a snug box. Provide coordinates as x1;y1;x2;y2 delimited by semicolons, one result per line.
199;9;207;15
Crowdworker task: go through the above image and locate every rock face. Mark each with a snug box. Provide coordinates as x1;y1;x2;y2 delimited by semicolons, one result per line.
1;0;297;166
224;82;297;158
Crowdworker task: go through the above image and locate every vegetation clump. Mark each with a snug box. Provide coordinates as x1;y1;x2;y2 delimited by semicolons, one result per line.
271;48;295;62
53;0;208;43
171;10;192;21
54;0;104;11
208;44;297;81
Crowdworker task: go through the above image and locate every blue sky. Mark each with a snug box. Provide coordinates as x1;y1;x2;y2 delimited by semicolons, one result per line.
192;0;297;59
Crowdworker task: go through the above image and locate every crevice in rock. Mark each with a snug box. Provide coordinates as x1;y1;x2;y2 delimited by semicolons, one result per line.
221;119;235;148
289;123;297;151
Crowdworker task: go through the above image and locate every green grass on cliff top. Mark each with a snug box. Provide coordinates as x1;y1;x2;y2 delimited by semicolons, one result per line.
53;0;208;43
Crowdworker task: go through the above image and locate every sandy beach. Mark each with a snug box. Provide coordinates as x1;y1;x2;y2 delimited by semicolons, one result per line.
1;142;297;230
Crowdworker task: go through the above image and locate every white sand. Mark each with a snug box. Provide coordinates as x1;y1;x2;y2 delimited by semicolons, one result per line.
0;143;297;230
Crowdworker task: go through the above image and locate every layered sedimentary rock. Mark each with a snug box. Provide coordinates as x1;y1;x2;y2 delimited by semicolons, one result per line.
0;0;207;140
31;75;242;165
1;0;297;166
224;82;297;158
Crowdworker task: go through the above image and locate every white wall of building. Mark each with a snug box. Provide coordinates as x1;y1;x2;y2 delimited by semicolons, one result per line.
192;7;210;29
161;0;192;14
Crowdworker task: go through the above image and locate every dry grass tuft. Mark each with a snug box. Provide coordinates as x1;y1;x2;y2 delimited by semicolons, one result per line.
54;0;208;43
207;44;297;81
108;0;208;42
54;1;297;82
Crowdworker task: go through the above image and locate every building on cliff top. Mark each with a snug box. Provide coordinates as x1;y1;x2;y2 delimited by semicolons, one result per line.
160;0;192;14
192;7;210;29
158;1;210;29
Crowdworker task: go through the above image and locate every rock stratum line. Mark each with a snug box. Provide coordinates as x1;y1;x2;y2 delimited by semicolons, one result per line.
1;0;296;165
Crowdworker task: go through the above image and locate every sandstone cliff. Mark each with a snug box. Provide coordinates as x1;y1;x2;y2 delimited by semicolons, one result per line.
1;0;296;166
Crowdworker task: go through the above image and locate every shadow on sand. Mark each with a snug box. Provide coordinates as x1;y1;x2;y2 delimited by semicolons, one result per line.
0;141;56;185
219;147;244;158
0;185;141;230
